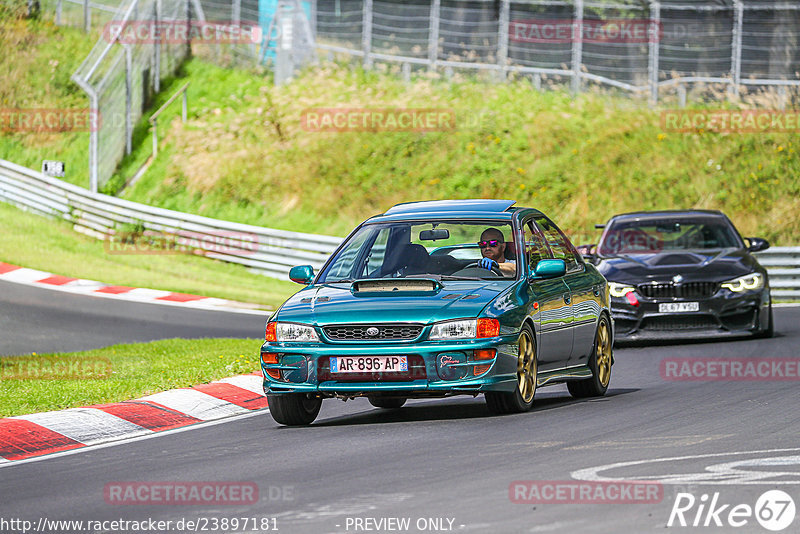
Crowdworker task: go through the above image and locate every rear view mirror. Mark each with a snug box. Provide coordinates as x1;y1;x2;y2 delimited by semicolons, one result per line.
419;229;450;241
532;259;566;279
746;237;770;252
289;265;314;284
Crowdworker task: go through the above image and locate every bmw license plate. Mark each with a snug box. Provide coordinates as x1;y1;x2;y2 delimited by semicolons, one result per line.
659;302;699;313
330;356;408;373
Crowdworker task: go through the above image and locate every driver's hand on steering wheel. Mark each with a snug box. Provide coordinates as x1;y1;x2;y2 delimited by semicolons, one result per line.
478;257;498;270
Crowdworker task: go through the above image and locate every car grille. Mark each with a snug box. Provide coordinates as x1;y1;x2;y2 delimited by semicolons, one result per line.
641;315;719;331
323;324;423;341
637;282;718;299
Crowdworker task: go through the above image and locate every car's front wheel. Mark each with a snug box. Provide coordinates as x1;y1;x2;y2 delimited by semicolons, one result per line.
485;324;537;414
568;314;612;398
368;397;407;409
267;394;322;425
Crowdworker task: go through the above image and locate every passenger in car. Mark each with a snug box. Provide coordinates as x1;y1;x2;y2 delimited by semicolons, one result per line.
478;228;516;276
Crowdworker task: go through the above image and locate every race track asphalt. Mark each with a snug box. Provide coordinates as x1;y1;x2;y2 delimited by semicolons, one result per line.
1;282;799;533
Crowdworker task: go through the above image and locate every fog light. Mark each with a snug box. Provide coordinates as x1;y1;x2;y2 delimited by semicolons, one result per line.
473;349;495;375
261;352;281;380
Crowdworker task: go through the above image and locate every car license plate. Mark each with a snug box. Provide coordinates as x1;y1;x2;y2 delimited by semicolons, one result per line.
659;302;699;313
330;356;408;373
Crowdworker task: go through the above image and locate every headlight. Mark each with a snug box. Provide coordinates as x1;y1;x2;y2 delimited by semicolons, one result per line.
266;322;319;342
609;282;635;298
721;273;764;292
429;318;499;340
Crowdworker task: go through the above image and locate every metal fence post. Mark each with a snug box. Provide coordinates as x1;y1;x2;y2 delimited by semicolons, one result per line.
125;45;133;155
233;0;241;25
362;0;372;69
648;1;660;106
571;0;583;94
90;93;99;192
83;0;90;32
154;0;161;93
730;0;743;99
55;0;61;25
497;0;510;80
428;0;440;72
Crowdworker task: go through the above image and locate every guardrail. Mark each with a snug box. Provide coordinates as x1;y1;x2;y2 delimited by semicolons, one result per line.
753;248;800;300
1;158;799;298
0;159;343;279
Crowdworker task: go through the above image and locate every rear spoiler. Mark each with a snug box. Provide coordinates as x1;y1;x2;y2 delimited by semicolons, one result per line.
594;224;605;229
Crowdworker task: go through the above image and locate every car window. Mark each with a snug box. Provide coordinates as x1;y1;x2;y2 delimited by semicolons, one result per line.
523;221;551;270
597;218;743;255
365;227;390;277
534;216;582;273
319;221;517;282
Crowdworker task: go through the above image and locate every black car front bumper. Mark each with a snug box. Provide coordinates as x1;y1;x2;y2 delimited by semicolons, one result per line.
611;288;771;342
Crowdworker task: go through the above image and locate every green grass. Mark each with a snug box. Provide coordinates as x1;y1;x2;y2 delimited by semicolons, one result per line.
0;338;262;417
0;15;98;189
120;61;800;245
0;202;298;308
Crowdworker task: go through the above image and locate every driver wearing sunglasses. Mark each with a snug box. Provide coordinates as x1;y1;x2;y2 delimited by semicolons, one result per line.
477;228;516;276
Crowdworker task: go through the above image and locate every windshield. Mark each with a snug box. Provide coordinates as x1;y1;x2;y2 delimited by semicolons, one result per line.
597;217;743;255
318;221;517;283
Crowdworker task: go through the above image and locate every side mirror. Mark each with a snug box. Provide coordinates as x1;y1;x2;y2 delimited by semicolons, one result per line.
746;237;770;253
532;259;566;279
289;265;314;285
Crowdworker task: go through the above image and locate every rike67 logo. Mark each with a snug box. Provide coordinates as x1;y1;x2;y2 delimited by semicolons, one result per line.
668;490;796;531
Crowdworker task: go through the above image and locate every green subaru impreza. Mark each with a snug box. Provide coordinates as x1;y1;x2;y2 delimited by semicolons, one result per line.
261;199;613;425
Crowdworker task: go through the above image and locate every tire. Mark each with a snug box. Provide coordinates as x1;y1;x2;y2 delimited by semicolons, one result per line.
568;314;612;398
368;397;407;409
757;303;774;339
267;394;322;425
485;324;537;414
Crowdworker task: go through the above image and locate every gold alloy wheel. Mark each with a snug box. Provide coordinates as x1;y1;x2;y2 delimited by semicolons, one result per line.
517;330;537;403
596;319;612;388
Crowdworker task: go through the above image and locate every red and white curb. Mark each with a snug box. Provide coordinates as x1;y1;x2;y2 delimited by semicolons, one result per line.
0;262;268;315
0;373;267;463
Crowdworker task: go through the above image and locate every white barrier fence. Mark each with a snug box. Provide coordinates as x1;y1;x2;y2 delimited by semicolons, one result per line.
0;158;798;299
0;159;342;278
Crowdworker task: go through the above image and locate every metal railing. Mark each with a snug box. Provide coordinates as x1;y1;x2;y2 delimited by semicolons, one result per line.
2;158;799;298
0;159;342;278
150;82;189;157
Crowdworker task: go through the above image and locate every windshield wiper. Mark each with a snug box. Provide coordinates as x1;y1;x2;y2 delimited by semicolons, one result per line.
439;275;482;281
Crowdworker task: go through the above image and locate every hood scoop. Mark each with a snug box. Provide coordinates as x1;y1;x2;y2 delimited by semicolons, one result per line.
351;278;442;296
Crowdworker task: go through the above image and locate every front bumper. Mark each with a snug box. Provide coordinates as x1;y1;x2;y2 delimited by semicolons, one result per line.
611;287;770;342
260;335;521;397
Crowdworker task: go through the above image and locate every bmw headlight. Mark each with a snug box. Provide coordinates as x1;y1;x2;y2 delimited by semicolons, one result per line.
265;322;319;342
721;273;764;293
609;282;636;298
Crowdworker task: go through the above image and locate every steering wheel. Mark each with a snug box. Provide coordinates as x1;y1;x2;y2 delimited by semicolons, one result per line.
463;262;503;277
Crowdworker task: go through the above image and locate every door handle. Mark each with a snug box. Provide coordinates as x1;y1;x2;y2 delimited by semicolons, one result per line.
563;294;571;304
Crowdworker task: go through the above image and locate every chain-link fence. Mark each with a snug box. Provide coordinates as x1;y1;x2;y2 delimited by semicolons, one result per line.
39;0;800;191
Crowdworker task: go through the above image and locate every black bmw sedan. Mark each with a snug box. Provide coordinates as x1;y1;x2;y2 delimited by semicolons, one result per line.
580;210;773;341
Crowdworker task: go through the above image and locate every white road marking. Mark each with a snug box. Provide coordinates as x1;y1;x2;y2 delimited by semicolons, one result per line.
0;409;268;469
13;408;151;445
1;268;52;283
140;389;248;420
572;447;800;485
217;374;264;395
